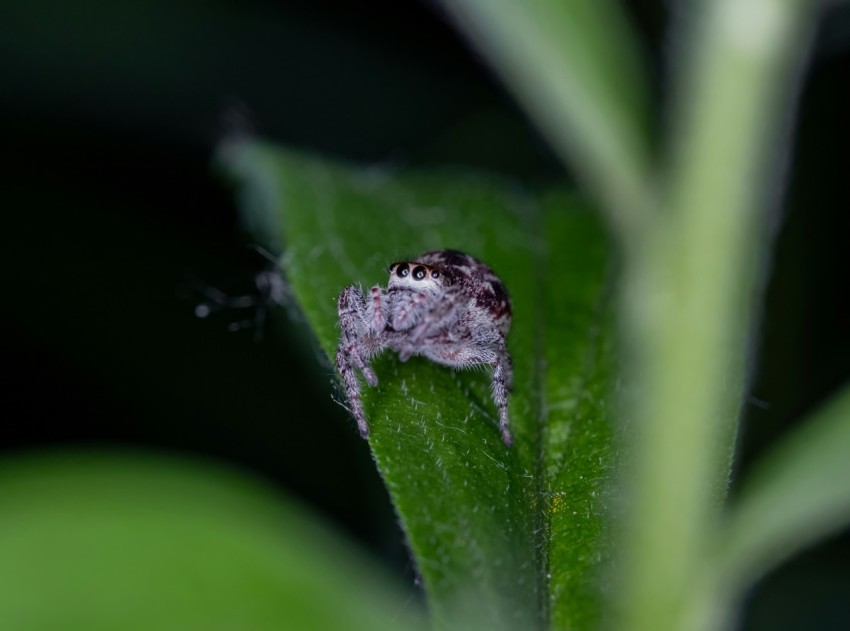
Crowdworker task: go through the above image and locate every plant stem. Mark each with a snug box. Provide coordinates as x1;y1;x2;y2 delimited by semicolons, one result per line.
617;1;817;630
442;0;654;240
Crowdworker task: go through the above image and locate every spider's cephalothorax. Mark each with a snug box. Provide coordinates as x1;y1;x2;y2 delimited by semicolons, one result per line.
335;249;514;446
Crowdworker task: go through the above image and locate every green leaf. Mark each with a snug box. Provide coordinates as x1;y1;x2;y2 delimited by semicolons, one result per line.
0;451;423;631
440;0;654;238
715;383;850;591
220;139;618;629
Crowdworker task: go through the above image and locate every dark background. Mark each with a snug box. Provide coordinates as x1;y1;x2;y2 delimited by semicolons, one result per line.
1;1;848;628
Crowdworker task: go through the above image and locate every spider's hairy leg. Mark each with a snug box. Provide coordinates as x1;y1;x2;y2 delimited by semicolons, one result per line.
336;285;381;437
337;285;378;386
335;350;369;437
492;345;514;447
420;340;514;447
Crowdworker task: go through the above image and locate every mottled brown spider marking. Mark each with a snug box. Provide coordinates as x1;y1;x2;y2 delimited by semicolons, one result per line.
336;249;514;446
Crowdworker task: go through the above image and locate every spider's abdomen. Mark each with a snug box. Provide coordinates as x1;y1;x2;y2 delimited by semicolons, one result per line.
416;249;512;334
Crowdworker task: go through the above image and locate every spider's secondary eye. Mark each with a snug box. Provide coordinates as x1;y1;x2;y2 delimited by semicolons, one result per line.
412;266;426;280
431;271;440;279
396;263;409;277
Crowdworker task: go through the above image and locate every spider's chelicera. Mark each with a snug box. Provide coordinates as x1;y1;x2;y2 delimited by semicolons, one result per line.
335;249;514;446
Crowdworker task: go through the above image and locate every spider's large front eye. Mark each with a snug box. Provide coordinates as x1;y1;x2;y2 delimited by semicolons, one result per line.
396;263;409;277
412;266;427;280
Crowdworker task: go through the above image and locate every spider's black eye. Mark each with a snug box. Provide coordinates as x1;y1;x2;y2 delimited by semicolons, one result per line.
396;263;409;277
431;270;440;279
412;266;426;280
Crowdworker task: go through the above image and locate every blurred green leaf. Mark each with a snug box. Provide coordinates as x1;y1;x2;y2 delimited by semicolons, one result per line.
0;451;423;631
221;139;618;628
440;0;654;237
716;383;850;591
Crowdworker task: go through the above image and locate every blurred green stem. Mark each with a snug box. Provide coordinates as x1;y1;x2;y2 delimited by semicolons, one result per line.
443;0;654;240
618;2;817;630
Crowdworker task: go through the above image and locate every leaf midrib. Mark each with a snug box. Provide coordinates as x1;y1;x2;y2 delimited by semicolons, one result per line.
530;203;552;630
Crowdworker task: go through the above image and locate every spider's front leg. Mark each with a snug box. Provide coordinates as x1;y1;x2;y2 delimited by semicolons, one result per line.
397;287;466;362
336;284;386;437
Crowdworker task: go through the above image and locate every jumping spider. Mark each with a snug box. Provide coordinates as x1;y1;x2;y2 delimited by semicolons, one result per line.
336;249;514;446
